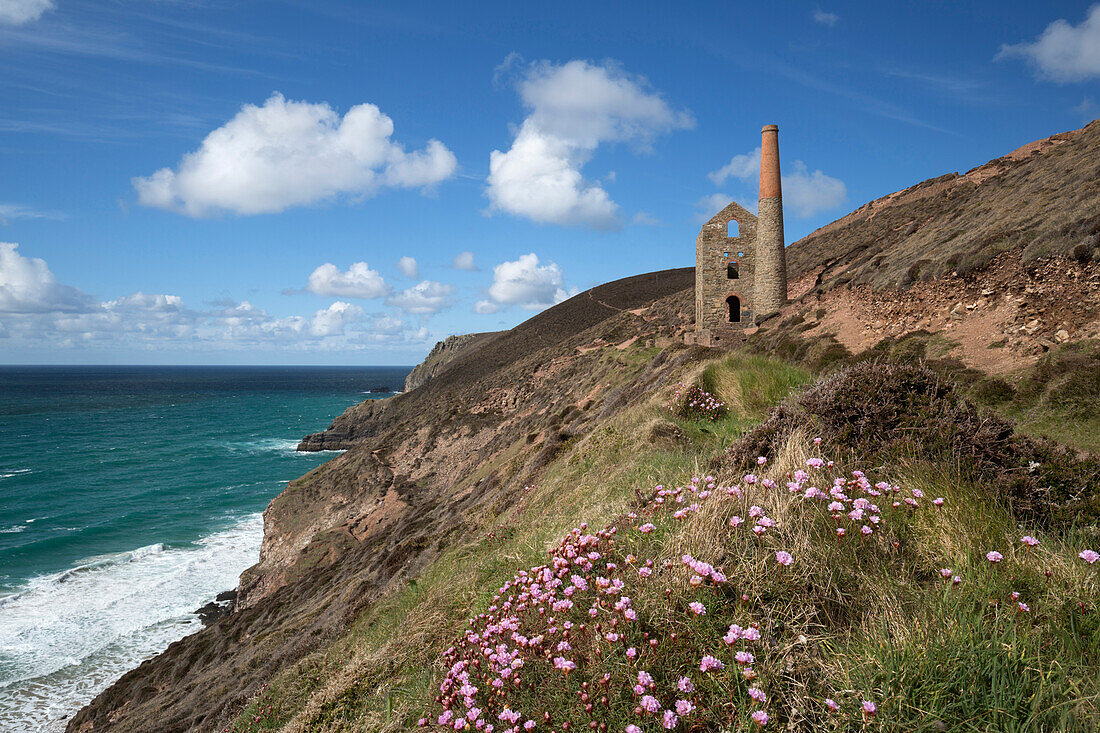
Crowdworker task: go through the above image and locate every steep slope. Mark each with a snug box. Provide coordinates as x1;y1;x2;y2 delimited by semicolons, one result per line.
762;120;1100;374
69;269;701;732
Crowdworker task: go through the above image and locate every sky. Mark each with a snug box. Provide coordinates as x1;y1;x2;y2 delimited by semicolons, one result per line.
0;1;1098;365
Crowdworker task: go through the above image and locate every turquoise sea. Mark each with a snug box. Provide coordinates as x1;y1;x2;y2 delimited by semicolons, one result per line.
0;366;410;732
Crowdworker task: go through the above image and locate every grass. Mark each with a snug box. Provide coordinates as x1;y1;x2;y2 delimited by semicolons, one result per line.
225;353;1100;732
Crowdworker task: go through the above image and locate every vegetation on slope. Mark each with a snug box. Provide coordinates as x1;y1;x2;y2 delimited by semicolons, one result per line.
227;356;1099;732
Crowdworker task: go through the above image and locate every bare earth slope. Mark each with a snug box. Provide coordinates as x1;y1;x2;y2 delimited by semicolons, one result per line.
773;120;1100;373
69;269;701;733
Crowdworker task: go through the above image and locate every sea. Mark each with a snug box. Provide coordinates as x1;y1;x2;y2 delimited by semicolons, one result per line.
0;365;410;732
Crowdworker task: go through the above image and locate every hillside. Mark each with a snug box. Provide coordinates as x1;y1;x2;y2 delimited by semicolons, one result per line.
68;123;1100;732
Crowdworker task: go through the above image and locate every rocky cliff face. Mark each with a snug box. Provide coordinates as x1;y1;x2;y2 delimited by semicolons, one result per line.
69;269;700;732
402;332;501;393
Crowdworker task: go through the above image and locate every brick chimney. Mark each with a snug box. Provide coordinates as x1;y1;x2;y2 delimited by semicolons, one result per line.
755;124;788;316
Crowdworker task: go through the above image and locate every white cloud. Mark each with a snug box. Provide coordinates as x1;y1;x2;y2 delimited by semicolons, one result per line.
0;244;433;353
451;251;478;271
0;202;59;224
781;160;848;217
813;9;839;27
133;93;457;217
486;59;693;229
0;242;94;313
397;256;418;278
705;148;847;218
486;253;575;310
631;211;660;226
474;299;499;314
998;5;1100;82
306;262;390;299
385;280;454;314
708;148;761;186
0;0;53;26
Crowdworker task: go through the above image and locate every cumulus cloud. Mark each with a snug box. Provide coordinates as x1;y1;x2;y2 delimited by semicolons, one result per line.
133;93;457;217
998;5;1100;82
486;253;575;310
781;160;848;217
0;0;53;25
0;242;94;313
451;251;478;271
397;256;418;278
385;280;454;314
306;262;390;299
813;9;839;27
0;244;433;354
706;148;847;218
486;59;694;229
473;299;499;314
707;148;761;186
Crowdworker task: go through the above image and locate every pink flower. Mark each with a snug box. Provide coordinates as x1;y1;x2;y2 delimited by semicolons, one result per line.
752;710;769;726
626;726;642;733
677;676;695;693
626;647;637;659
861;525;873;535
986;551;1003;564
933;497;944;506
862;701;877;719
825;698;839;712
638;671;655;688
758;456;768;465
1018;602;1030;613
836;527;846;537
639;523;655;534
675;699;695;716
735;651;754;666
1021;536;1039;547
689;601;706;616
661;710;678;729
775;551;793;566
814;437;822;445
1080;550;1100;564
730;516;744;527
748;687;766;703
640;695;660;713
699;654;724;672
940;568;952;579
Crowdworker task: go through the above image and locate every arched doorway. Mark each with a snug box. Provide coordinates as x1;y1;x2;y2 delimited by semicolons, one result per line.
726;295;741;323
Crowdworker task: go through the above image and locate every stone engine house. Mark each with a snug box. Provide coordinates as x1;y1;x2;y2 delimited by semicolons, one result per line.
693;124;788;346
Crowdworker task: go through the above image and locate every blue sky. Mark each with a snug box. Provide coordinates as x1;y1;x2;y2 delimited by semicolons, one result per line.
1;0;1098;365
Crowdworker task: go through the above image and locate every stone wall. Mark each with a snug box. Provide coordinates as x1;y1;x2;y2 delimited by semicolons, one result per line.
695;200;758;344
755;196;788;315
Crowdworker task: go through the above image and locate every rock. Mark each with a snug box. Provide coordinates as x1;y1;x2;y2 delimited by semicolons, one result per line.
981;288;994;297
1021;319;1042;335
194;590;237;626
1054;329;1070;343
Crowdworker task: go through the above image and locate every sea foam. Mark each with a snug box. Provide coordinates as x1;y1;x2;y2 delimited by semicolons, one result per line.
0;514;263;732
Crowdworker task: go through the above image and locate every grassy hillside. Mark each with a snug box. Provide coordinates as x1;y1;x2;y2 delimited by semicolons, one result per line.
226;354;1100;732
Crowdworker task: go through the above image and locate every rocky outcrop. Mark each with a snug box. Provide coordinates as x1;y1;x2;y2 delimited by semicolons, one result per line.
403;332;501;392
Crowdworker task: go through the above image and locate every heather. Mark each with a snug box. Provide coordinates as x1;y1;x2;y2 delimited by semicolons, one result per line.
226;356;1100;732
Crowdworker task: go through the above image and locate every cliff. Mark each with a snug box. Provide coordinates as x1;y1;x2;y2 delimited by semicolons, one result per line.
70;268;700;732
402;332;501;393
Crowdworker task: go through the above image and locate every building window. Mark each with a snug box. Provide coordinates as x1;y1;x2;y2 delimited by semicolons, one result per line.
726;295;741;323
727;220;739;238
727;262;739;279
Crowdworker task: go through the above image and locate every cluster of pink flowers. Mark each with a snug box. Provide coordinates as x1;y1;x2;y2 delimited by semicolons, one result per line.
424;448;959;730
666;382;727;421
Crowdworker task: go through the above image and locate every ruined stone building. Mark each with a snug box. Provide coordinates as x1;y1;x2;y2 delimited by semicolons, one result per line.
693;125;788;346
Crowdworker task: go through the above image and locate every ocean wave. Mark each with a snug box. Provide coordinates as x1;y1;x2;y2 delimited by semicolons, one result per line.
0;469;33;480
0;526;26;535
0;514;263;732
222;438;301;455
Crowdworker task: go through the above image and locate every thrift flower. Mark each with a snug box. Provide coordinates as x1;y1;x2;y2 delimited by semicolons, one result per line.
862;701;877;719
986;551;1003;564
1021;536;1039;547
689;601;706;616
752;710;769;726
1080;550;1099;564
675;699;694;715
677;676;695;693
699;654;724;672
775;551;793;566
748;687;766;703
825;699;839;713
661;710;678;729
640;695;660;713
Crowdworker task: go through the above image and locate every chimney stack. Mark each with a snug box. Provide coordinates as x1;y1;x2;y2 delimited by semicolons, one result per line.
755;124;788;316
